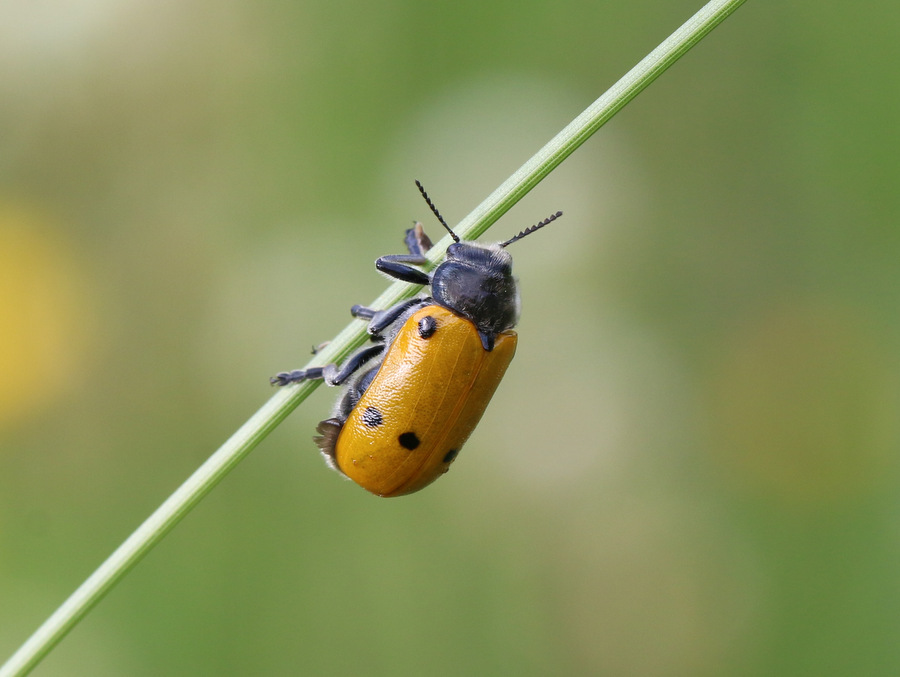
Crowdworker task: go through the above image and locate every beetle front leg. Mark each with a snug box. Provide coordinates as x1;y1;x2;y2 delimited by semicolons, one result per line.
404;221;433;258
375;255;431;285
373;219;434;285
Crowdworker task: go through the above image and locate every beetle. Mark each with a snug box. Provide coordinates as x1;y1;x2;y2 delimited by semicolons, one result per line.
272;181;562;497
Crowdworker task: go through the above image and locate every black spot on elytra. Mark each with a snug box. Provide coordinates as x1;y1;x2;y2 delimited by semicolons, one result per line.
398;432;420;450
362;406;383;427
443;448;459;464
417;315;437;339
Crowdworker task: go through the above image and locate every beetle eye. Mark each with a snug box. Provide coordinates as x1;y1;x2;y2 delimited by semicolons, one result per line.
446;243;461;258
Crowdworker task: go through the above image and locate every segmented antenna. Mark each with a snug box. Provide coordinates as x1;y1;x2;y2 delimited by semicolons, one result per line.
500;211;564;248
415;180;459;242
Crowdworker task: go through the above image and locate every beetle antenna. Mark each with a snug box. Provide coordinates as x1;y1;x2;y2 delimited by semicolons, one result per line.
500;211;563;248
415;180;460;243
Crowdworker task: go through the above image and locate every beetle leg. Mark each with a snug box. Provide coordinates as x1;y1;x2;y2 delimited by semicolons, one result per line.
322;344;385;385
375;255;431;285
375;217;435;283
270;344;384;387
269;366;325;387
404;221;433;257
350;305;376;320
352;298;427;336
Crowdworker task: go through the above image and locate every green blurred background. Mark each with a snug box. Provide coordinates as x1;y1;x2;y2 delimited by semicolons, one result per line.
2;1;899;675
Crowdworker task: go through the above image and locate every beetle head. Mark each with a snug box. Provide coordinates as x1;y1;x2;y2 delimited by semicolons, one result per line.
431;242;519;336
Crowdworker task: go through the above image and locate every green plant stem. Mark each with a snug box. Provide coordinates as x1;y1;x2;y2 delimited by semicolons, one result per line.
0;0;746;674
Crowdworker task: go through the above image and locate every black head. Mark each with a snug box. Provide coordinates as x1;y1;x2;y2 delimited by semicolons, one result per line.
431;242;519;336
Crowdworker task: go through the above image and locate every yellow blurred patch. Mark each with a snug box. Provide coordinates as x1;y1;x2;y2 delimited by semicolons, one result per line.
0;206;94;429
707;301;899;505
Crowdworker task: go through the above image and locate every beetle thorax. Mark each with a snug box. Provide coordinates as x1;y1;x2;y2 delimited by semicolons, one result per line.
431;242;520;336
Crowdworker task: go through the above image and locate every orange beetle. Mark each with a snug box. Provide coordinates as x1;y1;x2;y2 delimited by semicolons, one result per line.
272;181;561;497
